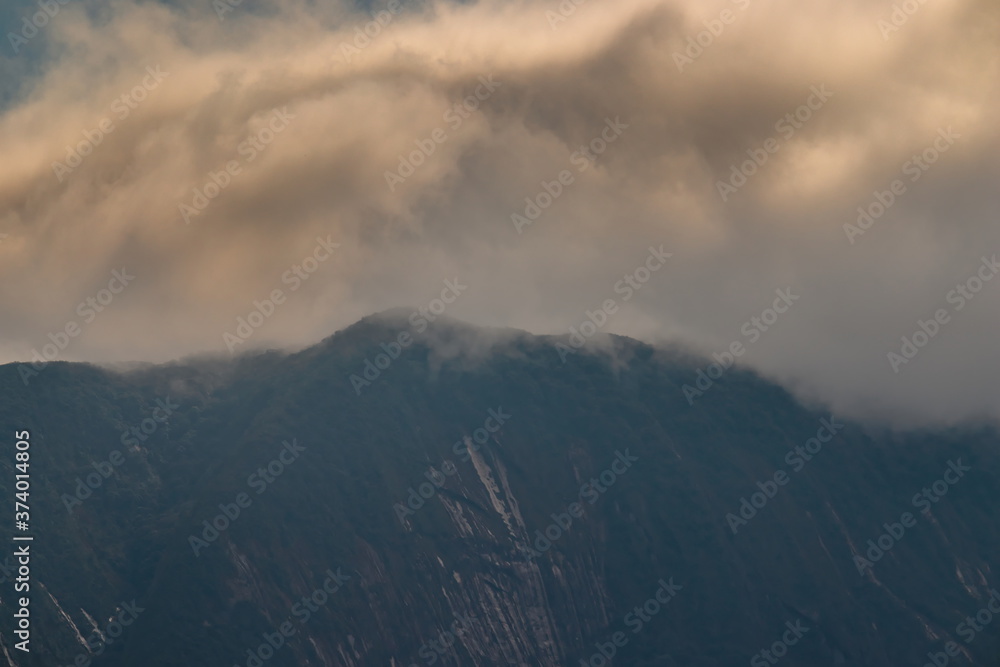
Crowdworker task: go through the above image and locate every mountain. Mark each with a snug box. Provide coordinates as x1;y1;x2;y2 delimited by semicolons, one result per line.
0;311;997;666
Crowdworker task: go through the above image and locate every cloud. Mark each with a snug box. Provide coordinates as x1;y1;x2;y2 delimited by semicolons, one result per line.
1;0;998;427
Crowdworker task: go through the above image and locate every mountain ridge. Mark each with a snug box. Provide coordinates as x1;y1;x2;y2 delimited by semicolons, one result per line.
0;312;997;666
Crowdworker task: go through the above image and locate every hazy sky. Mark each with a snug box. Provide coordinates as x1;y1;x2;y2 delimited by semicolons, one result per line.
1;0;998;427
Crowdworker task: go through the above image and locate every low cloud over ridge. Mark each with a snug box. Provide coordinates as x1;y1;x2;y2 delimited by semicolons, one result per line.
1;0;998;427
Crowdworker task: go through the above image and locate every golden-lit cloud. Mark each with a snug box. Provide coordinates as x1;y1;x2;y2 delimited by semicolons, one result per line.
1;0;998;425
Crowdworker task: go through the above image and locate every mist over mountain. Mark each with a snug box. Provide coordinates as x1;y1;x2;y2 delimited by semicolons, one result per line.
0;313;997;667
2;0;998;664
1;0;999;428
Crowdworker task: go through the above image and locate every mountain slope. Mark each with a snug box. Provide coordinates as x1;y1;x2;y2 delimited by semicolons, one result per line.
0;312;997;666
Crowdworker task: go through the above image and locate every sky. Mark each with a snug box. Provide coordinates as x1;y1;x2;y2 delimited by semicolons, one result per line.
0;0;998;427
